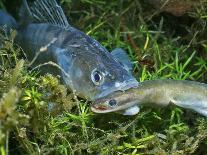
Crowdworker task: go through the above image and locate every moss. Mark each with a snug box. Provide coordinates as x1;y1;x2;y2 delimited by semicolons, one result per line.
0;0;207;154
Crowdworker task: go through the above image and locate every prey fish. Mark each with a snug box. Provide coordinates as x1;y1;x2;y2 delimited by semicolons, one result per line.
0;0;138;100
91;79;207;117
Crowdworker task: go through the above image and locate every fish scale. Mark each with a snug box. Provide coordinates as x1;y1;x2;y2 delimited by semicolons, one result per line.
17;24;58;56
0;0;139;100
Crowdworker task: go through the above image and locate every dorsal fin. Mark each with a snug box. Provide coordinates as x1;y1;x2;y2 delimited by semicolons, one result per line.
19;0;71;29
19;0;34;25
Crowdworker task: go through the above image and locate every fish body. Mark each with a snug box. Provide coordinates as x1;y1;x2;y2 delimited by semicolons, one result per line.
91;79;207;117
0;10;17;31
0;0;138;100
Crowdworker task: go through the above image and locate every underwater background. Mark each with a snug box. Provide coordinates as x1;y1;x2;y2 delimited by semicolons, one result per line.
0;0;207;154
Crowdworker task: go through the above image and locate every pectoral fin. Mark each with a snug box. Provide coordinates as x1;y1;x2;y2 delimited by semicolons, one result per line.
117;105;140;116
111;48;133;72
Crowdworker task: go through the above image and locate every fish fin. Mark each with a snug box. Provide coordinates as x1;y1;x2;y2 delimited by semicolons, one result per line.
31;0;70;29
19;0;70;29
111;48;133;72
118;105;140;116
19;0;33;25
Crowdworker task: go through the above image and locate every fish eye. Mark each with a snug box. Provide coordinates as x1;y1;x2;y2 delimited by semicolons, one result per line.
108;99;117;107
91;69;104;86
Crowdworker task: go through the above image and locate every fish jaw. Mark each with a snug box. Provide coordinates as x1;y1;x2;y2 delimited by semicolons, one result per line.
93;78;139;100
91;100;139;113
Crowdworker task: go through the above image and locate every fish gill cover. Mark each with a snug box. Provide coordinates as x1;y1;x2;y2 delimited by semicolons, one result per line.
0;0;207;154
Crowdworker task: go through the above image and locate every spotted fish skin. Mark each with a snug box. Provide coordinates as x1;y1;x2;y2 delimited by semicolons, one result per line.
0;0;138;100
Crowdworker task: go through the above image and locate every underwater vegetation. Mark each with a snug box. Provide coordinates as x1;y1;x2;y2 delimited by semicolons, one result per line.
0;0;207;154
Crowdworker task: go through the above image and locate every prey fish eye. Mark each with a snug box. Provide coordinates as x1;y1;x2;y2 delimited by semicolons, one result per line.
91;69;104;86
108;99;117;107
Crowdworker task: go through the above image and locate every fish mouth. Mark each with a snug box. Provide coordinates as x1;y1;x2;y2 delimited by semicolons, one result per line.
94;79;139;100
91;105;109;112
91;100;138;113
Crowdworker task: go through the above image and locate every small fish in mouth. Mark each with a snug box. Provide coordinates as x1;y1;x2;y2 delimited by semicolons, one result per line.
91;79;207;117
0;0;138;101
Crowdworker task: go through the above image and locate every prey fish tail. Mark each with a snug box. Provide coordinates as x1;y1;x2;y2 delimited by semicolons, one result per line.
0;0;138;100
91;79;207;117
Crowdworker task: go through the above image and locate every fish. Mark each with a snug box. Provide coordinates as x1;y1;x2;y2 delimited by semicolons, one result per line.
0;10;17;32
91;79;207;117
0;0;138;100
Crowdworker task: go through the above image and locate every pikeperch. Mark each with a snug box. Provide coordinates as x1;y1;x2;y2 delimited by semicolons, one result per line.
0;0;138;100
91;79;207;117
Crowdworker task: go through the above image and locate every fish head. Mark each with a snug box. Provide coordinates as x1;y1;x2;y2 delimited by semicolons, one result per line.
91;88;139;114
56;33;138;100
66;52;138;100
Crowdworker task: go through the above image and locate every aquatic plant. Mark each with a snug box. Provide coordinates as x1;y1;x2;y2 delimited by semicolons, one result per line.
0;0;207;154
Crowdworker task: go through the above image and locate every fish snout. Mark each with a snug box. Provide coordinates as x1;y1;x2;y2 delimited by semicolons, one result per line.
91;98;118;113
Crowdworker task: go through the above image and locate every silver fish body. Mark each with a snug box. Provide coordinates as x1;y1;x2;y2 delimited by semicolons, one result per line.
0;10;17;31
0;0;138;100
16;23;138;100
91;79;207;117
